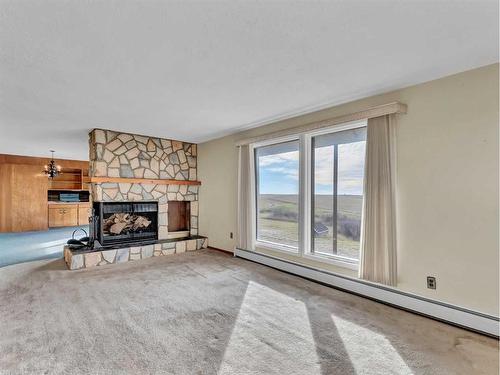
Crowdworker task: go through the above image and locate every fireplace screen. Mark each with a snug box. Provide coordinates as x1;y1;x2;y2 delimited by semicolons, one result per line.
92;201;158;246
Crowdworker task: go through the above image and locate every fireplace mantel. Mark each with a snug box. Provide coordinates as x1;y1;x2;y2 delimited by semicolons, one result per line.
89;177;201;186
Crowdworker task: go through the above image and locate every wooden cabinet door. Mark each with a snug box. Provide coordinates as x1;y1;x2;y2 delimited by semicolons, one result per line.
49;206;78;227
63;207;78;226
48;208;65;227
0;164;48;232
78;204;91;225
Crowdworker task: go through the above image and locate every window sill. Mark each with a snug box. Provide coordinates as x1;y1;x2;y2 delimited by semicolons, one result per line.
303;253;359;271
254;241;358;271
255;241;299;255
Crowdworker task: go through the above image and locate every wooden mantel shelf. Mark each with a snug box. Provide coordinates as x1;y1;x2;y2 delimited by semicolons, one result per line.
89;177;201;186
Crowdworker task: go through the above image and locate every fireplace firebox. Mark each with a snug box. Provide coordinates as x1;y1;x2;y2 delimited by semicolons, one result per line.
91;201;158;247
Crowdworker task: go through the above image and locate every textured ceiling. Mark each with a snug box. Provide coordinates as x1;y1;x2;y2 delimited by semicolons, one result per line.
0;0;498;160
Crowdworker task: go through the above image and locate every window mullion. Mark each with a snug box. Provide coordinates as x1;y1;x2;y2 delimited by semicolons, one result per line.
298;134;309;256
333;144;338;255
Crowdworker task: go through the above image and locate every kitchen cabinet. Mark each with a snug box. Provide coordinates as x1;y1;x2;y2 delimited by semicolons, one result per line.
48;203;91;228
48;205;78;227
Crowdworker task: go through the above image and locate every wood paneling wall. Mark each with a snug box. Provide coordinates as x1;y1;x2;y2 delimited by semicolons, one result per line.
0;164;48;232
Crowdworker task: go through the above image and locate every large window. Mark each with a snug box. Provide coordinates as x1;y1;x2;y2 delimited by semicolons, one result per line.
255;139;300;250
312;127;366;260
253;121;367;266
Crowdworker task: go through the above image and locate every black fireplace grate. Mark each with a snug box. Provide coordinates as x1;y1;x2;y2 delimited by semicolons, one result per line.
92;201;159;247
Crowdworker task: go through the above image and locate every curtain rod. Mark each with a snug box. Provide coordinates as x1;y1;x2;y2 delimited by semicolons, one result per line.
235;101;407;146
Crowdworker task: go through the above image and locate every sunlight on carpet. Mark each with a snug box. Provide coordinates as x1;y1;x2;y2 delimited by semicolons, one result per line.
333;315;412;374
218;281;321;375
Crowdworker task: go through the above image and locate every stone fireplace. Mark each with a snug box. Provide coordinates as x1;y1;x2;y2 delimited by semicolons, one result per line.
89;128;199;241
63;129;207;270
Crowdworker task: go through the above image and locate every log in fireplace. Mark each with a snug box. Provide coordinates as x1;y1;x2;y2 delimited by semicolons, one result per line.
91;201;158;247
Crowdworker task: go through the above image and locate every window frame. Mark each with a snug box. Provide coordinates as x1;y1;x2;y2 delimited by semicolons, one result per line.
253;135;301;254
251;119;367;269
306;120;367;266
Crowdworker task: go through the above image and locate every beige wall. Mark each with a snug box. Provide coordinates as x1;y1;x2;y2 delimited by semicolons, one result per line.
198;64;499;316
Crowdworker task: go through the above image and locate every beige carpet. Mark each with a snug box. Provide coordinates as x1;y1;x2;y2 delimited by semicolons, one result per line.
0;250;497;375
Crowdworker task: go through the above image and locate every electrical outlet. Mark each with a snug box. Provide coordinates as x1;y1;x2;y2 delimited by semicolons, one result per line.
427;276;436;289
230;232;233;239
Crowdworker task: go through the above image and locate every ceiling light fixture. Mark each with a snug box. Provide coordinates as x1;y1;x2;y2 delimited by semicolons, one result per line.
44;150;62;179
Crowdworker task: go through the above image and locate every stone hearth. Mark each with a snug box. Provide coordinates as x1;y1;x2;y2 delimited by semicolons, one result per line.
64;237;208;270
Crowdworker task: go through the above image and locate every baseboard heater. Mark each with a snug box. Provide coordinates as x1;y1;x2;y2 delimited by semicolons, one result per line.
234;248;499;338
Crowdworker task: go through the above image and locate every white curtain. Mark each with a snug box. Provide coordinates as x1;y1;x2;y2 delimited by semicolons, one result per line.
237;145;255;251
359;114;398;286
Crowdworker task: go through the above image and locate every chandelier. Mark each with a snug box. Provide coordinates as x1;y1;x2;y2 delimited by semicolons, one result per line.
43;150;62;179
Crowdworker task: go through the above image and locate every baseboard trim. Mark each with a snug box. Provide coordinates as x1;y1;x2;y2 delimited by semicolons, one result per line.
234;248;499;338
208;246;233;255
